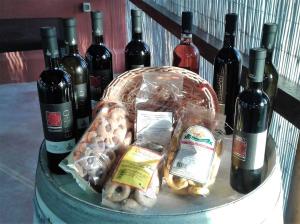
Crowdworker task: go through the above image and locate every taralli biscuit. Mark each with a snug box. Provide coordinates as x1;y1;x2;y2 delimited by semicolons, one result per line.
134;170;160;208
164;138;223;196
163;105;226;197
187;185;209;196
121;198;143;212
102;168;160;212
105;179;132;202
165;173;189;191
60;100;133;192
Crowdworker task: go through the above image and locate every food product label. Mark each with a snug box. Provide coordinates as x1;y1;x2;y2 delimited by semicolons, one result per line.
170;125;216;184
112;146;162;191
45;139;75;154
77;116;90;129
232;130;267;170
136;110;173;147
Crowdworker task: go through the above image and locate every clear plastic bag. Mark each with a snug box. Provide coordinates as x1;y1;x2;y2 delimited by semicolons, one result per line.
164;103;226;196
60;100;133;192
135;72;184;148
101;141;163;212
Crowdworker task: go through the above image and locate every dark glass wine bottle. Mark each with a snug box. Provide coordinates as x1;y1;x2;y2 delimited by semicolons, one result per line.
37;27;76;174
261;23;278;126
230;48;270;194
172;11;199;74
125;9;150;70
86;11;113;110
62;18;91;139
213;13;242;134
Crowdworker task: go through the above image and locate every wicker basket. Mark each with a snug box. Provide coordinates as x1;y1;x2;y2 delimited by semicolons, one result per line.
102;66;219;121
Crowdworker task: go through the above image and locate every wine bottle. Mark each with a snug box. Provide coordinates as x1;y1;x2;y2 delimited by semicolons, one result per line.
37;27;76;174
125;9;150;70
86;11;113;110
172;11;199;74
230;48;270;194
261;23;278;126
62;18;91;139
213;13;242;134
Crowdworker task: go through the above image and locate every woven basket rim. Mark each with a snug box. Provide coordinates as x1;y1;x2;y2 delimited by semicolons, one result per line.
103;66;210;99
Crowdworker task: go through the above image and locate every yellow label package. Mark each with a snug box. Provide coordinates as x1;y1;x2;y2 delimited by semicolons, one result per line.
112;145;162;191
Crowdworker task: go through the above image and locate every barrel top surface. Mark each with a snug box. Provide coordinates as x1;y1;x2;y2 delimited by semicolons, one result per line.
36;135;280;218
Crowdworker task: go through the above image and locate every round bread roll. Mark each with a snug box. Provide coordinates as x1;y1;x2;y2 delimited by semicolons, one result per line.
72;101;133;191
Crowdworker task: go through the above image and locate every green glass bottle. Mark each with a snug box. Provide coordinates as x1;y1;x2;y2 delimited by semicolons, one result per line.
261;23;278;125
62;18;91;139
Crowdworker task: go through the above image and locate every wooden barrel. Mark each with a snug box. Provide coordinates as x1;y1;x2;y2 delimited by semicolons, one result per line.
33;137;283;224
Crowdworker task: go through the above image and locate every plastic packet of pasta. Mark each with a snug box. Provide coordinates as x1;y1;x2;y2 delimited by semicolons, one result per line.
135;72;184;150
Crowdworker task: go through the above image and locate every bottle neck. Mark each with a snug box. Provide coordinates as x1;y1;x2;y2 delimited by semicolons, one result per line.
246;78;263;90
48;57;60;69
180;33;192;44
223;33;235;48
265;50;273;64
93;35;104;45
132;32;142;41
67;44;79;55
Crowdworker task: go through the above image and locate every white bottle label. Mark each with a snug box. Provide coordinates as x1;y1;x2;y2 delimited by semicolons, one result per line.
131;64;144;69
232;130;267;170
91;100;98;110
170;125;216;184
45;139;75;154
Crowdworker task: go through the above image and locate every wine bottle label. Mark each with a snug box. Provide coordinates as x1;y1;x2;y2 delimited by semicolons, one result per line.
89;69;113;108
219;103;225;114
214;64;227;105
40;102;75;154
45;139;75;154
232;130;267;170
131;64;144;69
91;100;98;110
74;83;88;110
170;125;216;184
77;116;90;129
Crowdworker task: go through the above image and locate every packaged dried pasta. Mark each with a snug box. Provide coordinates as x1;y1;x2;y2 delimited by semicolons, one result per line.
60;100;133;192
164;104;226;196
135;72;184;148
102;142;163;212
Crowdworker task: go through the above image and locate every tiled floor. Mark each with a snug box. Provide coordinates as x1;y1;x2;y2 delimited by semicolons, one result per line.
0;82;43;223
